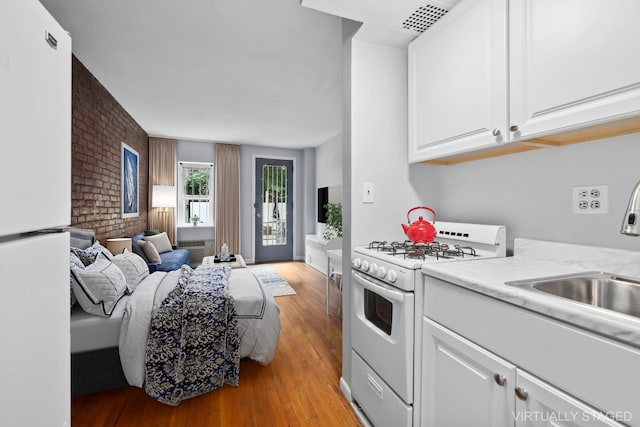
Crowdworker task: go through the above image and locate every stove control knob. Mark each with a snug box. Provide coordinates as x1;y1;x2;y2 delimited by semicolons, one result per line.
361;260;369;272
369;263;378;275
386;270;397;283
377;266;386;279
352;258;361;269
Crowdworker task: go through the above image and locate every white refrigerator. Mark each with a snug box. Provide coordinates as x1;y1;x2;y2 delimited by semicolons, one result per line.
0;0;71;425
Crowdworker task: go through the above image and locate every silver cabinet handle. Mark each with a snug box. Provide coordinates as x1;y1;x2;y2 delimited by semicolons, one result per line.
492;128;501;136
515;387;528;401
510;124;519;132
494;374;506;386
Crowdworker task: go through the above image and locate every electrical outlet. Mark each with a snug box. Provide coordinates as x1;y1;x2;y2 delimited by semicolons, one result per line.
572;185;608;214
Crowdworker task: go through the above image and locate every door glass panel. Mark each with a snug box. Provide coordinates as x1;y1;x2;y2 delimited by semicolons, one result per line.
364;289;393;335
261;164;288;246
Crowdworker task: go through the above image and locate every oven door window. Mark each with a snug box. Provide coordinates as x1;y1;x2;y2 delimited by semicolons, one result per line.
364;288;393;335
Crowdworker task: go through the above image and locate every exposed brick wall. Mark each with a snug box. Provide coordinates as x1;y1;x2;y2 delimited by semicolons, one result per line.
71;56;149;242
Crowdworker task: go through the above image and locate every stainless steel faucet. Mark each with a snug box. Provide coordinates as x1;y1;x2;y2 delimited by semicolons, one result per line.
621;181;640;235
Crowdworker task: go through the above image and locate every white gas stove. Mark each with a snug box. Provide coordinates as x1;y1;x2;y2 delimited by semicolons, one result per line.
352;221;506;290
350;221;506;427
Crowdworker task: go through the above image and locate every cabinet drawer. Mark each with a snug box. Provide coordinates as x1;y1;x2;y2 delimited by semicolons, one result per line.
351;350;412;427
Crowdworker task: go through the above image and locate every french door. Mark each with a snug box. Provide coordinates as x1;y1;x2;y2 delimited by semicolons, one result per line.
254;158;293;263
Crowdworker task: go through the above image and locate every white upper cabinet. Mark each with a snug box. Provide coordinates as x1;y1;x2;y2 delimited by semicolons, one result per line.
0;0;71;235
408;0;640;164
408;0;508;163
510;0;640;140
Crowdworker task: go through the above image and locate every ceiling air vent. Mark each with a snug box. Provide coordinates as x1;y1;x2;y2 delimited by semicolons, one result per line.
402;4;449;33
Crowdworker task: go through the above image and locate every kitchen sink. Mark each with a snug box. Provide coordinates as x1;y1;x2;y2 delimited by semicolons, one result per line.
506;272;640;319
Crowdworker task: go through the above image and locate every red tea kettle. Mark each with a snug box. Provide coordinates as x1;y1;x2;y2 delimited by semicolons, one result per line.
401;206;437;243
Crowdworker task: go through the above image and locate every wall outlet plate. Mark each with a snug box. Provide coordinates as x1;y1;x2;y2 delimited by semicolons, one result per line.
572;185;608;214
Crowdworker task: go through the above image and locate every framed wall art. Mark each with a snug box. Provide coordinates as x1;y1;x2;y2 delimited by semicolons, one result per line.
122;142;139;218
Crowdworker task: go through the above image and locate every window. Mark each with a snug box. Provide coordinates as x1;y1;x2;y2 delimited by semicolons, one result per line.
178;162;214;225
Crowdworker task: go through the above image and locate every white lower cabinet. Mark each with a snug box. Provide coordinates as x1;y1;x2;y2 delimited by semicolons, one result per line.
515;370;625;427
422;318;515;427
422;318;625;427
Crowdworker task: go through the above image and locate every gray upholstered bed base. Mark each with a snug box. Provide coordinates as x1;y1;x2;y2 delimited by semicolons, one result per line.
69;227;128;396
71;348;128;396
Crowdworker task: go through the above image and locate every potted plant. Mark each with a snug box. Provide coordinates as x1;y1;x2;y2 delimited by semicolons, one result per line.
191;215;200;226
323;202;343;240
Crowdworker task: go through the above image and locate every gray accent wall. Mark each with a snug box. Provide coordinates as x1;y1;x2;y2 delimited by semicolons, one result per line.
304;147;316;235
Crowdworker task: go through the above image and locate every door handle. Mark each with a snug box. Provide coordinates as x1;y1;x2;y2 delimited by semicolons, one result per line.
256;213;261;218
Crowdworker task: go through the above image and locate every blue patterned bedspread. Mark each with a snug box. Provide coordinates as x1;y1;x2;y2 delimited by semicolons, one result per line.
144;264;239;406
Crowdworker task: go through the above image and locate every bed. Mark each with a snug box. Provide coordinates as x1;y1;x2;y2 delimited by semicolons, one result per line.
69;229;281;402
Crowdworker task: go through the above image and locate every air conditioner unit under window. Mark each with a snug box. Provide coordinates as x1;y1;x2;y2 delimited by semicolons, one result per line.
178;239;215;264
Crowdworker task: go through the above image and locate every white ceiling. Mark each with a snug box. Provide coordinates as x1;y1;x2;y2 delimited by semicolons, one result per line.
301;0;461;47
39;0;343;149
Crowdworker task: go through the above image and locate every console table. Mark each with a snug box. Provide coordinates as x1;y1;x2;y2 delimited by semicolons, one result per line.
305;235;341;273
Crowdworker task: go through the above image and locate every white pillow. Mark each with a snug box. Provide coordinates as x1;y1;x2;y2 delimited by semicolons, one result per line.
70;255;128;317
143;232;173;254
112;249;149;293
138;240;162;264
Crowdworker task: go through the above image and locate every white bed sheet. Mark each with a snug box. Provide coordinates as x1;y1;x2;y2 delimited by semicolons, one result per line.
119;267;281;387
70;295;129;353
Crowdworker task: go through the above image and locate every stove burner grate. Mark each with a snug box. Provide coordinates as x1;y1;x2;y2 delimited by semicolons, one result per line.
367;240;479;261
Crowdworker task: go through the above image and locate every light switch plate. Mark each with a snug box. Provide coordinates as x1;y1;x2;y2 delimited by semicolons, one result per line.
363;182;374;203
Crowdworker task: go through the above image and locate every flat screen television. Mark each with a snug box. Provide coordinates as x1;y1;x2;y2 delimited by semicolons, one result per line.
317;187;328;223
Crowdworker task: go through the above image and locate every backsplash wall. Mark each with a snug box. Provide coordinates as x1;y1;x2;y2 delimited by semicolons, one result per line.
71;56;149;242
432;133;640;253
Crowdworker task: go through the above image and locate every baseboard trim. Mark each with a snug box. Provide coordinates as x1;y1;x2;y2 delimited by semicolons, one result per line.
341;377;373;427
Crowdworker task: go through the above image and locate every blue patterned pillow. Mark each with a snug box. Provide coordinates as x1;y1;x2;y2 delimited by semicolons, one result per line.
69;252;84;308
71;241;114;266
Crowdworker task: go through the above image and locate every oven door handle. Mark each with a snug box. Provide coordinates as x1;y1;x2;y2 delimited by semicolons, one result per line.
352;271;406;303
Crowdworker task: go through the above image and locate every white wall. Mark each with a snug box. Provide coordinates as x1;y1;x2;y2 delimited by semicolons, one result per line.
351;38;440;247
432;133;640;253
316;133;343;188
340;18;360;400
350;38;640;255
315;133;343;234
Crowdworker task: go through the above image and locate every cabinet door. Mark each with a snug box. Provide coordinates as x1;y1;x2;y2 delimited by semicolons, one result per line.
0;0;71;235
422;318;516;427
514;370;625;427
408;0;508;163
510;0;640;140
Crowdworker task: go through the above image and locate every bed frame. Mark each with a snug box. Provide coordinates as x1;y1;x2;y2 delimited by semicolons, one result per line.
72;348;128;396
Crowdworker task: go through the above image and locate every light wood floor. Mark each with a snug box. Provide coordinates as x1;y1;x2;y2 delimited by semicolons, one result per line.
71;261;363;427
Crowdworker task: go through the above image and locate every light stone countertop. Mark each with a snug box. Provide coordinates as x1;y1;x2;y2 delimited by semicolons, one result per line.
421;238;640;348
